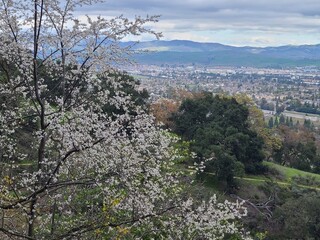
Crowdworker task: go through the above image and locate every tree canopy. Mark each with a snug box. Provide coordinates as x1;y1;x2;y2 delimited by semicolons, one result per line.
172;94;265;185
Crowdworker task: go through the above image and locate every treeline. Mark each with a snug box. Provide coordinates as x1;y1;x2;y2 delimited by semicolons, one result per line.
267;114;314;129
267;115;294;128
260;97;320;115
286;100;320;115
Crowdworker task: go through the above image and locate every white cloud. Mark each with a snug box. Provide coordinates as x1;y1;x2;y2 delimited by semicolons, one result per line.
76;0;320;46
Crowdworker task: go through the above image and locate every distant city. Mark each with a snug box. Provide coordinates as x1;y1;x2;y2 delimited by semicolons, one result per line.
124;64;320;125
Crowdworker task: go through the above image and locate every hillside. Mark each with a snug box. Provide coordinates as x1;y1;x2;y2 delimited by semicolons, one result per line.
202;161;320;238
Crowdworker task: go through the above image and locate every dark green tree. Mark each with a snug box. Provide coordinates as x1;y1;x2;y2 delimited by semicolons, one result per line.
172;93;265;187
303;119;314;130
268;117;274;128
260;98;274;111
279;114;285;125
285;116;290;126
273;193;320;239
274;117;279;127
289;117;294;127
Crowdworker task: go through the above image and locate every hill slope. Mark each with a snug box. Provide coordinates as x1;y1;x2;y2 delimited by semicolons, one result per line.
124;40;320;67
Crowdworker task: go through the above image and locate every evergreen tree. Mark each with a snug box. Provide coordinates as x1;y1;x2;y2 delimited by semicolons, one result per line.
290;117;294;127
268;117;274;128
285;116;290;126
274;117;279;127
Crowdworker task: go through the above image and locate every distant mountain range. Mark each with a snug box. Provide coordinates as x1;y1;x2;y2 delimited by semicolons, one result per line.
121;40;320;67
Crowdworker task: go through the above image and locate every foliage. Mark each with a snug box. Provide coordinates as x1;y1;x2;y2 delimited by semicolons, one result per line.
0;0;250;239
272;125;320;173
150;90;202;129
268;117;274;128
234;94;281;160
264;161;320;182
172;93;265;187
235;170;320;240
291;175;320;187
150;98;180;129
272;192;320;239
260;98;274;111
286;99;320;115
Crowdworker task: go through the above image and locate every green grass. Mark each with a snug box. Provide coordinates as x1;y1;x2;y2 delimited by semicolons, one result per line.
188;161;320;192
231;161;320;191
263;161;320;182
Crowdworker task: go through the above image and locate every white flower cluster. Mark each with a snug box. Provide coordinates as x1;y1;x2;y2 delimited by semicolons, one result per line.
0;0;250;239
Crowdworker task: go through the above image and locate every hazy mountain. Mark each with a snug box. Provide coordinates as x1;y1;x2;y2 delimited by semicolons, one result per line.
122;40;320;67
122;40;234;52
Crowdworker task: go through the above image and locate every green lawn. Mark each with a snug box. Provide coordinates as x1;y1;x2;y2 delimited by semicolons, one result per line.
188;161;320;190
263;161;320;182
233;161;320;191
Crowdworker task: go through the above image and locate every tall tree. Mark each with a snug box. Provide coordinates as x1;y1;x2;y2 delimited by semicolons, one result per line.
268;117;274;128
279;114;285;125
172;93;265;186
0;1;249;239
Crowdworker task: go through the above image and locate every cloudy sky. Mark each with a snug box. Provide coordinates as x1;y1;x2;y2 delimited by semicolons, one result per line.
78;0;320;47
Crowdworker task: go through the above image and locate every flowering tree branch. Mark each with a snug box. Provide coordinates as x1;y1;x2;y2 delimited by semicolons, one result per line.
0;0;250;239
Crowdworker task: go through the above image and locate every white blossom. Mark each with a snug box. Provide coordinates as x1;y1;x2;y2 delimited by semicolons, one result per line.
0;0;250;239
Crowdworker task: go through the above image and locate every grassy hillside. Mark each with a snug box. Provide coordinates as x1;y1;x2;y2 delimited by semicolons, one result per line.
233;161;320;193
200;161;320;188
263;161;320;182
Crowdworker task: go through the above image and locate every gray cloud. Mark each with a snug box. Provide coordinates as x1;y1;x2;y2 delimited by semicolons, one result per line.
76;0;320;46
84;0;320;16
